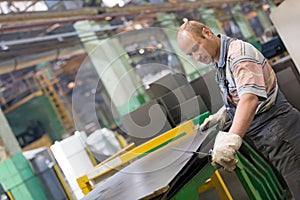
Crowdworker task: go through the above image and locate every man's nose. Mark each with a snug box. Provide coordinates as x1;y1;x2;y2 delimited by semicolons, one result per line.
192;52;200;61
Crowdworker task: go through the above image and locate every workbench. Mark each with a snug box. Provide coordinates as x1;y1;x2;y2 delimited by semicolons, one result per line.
81;118;290;200
82;125;216;200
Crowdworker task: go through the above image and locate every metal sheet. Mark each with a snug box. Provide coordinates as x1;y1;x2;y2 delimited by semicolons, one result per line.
82;127;216;200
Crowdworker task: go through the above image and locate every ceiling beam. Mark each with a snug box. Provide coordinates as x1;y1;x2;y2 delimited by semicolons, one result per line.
0;7;99;25
104;0;249;13
0;0;249;25
0;0;45;1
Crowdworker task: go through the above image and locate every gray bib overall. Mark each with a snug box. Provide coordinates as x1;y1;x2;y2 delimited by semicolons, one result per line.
216;38;300;199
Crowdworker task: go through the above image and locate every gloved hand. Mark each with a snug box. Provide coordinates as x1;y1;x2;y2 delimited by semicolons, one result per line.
211;131;242;172
200;106;228;131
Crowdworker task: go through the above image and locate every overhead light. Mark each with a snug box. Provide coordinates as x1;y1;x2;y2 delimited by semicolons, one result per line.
118;1;125;7
102;0;131;8
157;43;163;49
118;0;131;7
67;82;75;89
133;24;143;30
136;64;141;69
262;4;270;11
57;37;64;42
1;41;9;51
0;87;6;93
102;0;118;7
105;16;112;21
139;49;145;54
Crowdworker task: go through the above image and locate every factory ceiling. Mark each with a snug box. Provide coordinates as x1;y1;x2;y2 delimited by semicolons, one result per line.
0;0;249;75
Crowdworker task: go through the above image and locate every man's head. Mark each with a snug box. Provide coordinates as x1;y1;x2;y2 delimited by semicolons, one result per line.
177;20;220;64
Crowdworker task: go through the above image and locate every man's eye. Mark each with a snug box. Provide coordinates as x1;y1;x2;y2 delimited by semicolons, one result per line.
192;44;199;52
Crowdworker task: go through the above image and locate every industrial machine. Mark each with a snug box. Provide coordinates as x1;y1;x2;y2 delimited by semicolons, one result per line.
77;113;290;200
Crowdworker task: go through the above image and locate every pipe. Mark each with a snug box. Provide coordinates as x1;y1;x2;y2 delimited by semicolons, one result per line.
104;0;248;13
0;45;85;75
0;7;99;24
2;24;125;46
0;24;124;75
0;0;248;28
0;13;129;33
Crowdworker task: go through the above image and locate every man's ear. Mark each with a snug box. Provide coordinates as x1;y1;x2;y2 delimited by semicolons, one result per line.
202;27;212;39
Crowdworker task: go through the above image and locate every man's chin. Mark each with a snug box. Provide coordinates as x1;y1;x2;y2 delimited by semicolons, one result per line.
199;58;213;65
198;61;213;67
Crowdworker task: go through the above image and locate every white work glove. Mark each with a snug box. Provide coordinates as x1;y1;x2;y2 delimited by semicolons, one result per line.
211;131;242;172
200;106;229;131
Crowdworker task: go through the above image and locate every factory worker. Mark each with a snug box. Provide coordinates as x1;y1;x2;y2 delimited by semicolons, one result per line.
177;20;300;199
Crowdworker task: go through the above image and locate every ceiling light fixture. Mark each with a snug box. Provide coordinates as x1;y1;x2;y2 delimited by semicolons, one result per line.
0;41;9;51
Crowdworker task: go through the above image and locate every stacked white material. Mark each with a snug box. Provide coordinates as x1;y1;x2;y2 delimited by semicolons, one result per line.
50;132;94;200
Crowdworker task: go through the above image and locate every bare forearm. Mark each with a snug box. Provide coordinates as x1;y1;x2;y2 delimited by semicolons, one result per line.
229;94;259;138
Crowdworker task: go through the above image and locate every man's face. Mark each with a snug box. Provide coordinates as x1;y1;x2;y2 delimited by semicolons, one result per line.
177;31;213;65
